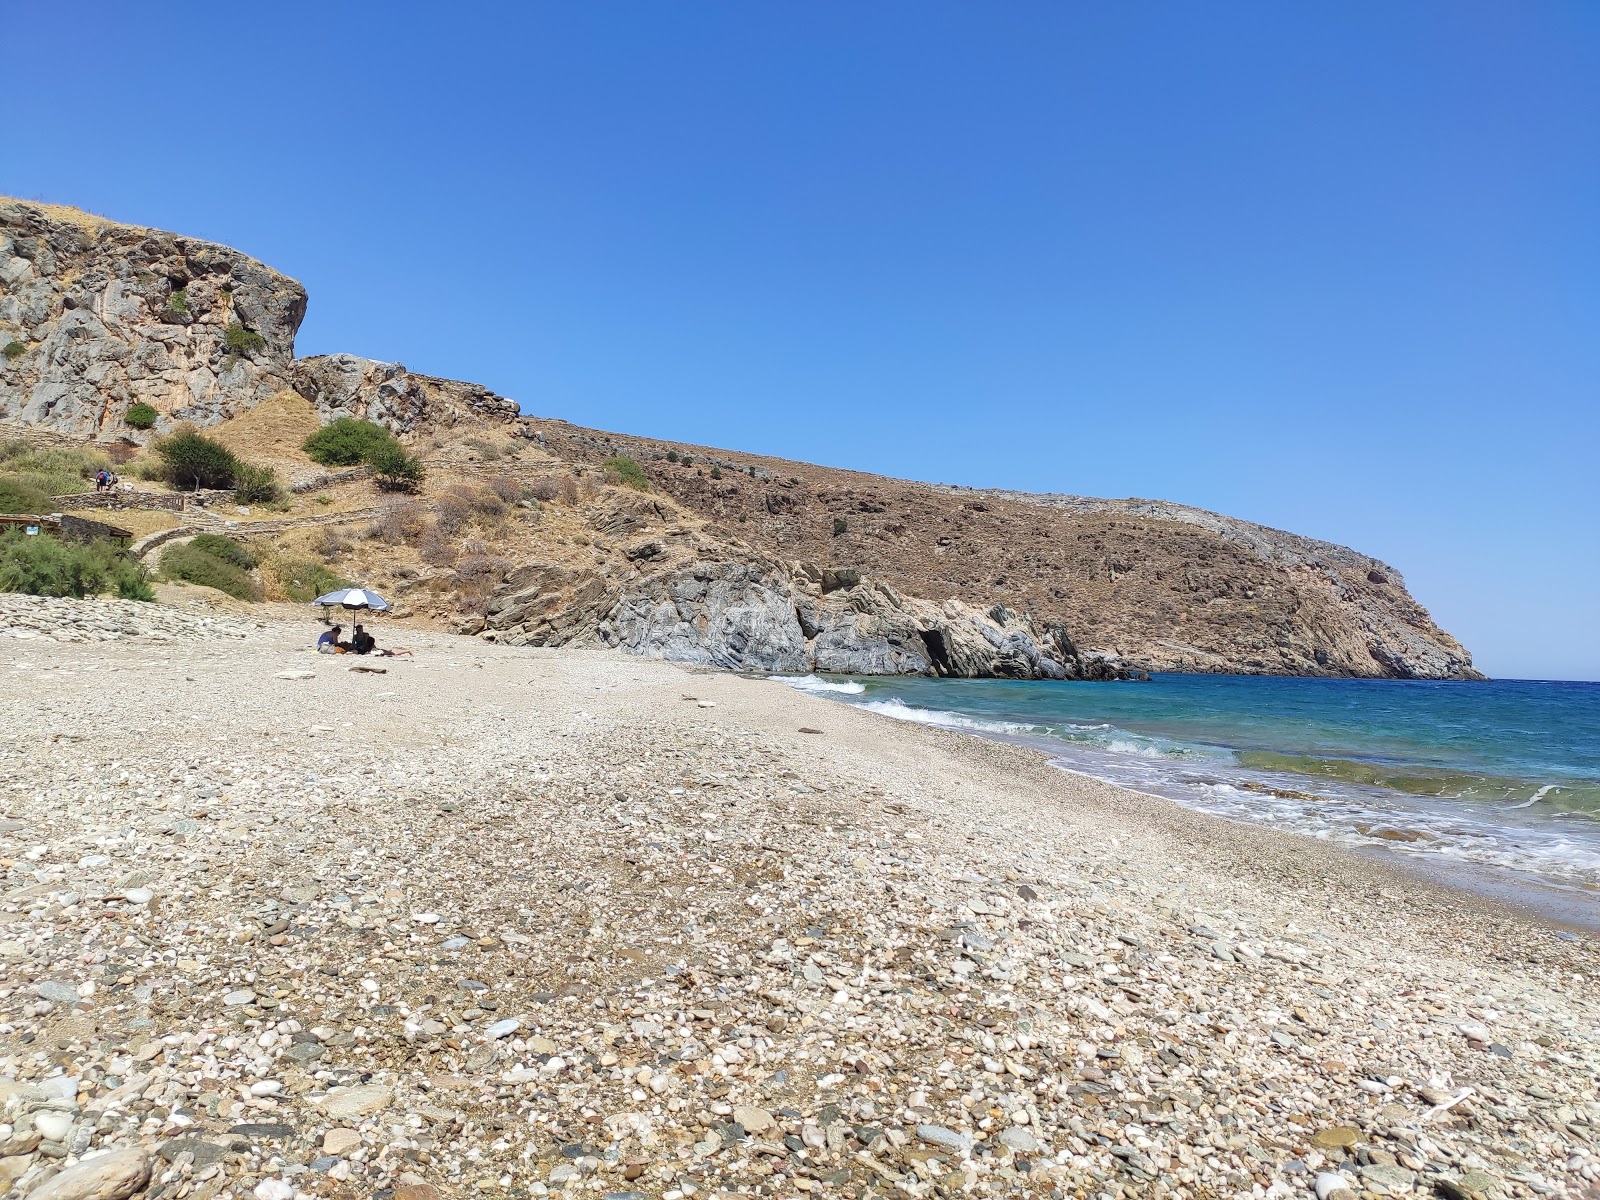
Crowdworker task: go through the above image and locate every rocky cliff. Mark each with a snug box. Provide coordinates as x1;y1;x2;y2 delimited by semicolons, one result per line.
0;199;1483;680
0;200;305;434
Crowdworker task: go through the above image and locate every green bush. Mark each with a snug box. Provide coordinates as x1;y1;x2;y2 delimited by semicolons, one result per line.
233;462;281;504
168;287;188;314
189;533;256;569
0;530;152;601
273;557;351;603
601;455;649;491
161;541;259;600
3;341;24;361
833;517;848;536
367;441;425;492
156;429;238;491
0;478;53;515
125;402;158;430
303;418;395;467
666;450;679;463
681;456;693;469
709;465;722;480
222;322;265;355
0;444;109;496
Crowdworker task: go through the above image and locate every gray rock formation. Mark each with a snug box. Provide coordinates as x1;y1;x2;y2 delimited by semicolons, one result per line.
480;553;1124;680
0;200;305;434
292;354;521;434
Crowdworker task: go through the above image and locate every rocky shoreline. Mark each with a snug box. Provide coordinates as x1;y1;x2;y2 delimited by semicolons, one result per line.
0;596;1591;1200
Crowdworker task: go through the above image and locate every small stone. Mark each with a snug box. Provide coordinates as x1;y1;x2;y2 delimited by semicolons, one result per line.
273;670;315;680
1311;1126;1360;1149
253;1181;294;1200
222;988;256;1006
121;888;154;904
733;1105;776;1133
484;1018;520;1040
1314;1172;1357;1200
1358;1162;1415;1194
26;1147;151;1200
323;1128;361;1156
316;1083;392;1120
916;1124;972;1155
393;1187;442;1200
34;1111;74;1142
34;981;79;1004
998;1128;1040;1153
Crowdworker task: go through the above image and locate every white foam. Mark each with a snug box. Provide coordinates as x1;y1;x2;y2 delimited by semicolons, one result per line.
771;674;866;695
1506;783;1557;810
856;698;1037;736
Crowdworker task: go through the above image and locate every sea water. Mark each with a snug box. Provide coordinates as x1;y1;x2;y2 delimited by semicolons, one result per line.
774;673;1600;917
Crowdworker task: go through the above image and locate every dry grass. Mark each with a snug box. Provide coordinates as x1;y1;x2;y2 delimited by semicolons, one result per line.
210;390;323;467
102;509;181;538
0;196;127;235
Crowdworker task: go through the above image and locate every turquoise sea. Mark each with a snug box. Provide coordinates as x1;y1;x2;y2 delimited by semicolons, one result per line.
775;673;1600;919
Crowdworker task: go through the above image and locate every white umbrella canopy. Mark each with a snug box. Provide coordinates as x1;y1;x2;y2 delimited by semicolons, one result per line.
311;587;392;612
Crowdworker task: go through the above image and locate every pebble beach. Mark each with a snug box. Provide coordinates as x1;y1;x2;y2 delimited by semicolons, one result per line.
0;594;1595;1200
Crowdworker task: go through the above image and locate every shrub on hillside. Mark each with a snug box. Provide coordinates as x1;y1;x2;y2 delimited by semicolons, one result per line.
303;418;395;467
529;477;560;503
419;528;458;566
0;530;153;601
367;441;425;492
156;429;239;491
125;402;158;430
368;498;427;544
222;322;265;356
433;489;474;534
3;341;26;361
233;462;281;504
161;541;260;601
0;478;53;515
272;556;351;603
189;533;256;570
487;475;522;504
601;455;649;491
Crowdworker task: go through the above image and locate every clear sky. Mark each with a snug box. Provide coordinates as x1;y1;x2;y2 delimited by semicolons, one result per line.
6;3;1596;679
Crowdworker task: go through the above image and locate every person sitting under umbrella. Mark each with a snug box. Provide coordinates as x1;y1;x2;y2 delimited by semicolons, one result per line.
317;624;346;653
350;624;376;655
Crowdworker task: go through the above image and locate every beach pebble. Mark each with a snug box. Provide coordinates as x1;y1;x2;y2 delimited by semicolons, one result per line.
25;1147;150;1200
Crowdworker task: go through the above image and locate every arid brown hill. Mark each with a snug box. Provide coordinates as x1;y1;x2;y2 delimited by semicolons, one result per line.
529;420;1482;679
0;198;1480;679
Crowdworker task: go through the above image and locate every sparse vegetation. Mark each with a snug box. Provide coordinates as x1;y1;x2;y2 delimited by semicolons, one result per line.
529;477;560;503
188;533;256;570
125;401;158;430
161;540;259;600
601;455;649;491
709;465;722;480
233;462;281;504
168;286;188;314
368;498;427;544
271;556;351;603
666;450;679;463
155;429;239;491
0;442;111;497
222;322;265;355
681;456;694;469
303;418;395;467
833;517;848;536
0;529;152;601
0;478;53;515
3;341;25;361
367;441;425;492
487;475;522;504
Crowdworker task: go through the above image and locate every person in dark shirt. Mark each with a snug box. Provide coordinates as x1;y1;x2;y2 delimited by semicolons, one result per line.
350;624;376;655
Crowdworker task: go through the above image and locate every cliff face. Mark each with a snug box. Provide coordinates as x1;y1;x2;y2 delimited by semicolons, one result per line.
0;201;305;434
529;421;1483;680
0;200;1482;680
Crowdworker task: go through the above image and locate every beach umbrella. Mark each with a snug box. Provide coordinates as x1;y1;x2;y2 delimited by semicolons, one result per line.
311;587;392;612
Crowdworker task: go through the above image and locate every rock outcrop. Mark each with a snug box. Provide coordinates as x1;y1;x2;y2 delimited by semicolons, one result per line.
478;551;1124;679
291;353;521;433
0;200;305;434
533;419;1486;680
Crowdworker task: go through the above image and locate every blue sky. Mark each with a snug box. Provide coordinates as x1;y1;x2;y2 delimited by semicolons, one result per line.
6;3;1597;679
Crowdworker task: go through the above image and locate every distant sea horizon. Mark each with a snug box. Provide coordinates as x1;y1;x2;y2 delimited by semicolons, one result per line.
775;671;1600;927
